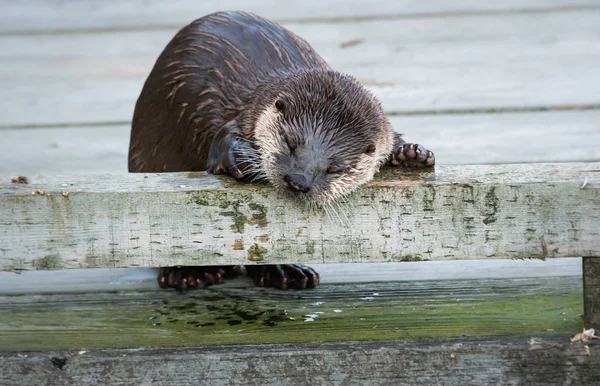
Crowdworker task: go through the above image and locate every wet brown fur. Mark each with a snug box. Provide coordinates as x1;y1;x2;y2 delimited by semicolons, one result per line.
129;11;330;172
128;11;423;209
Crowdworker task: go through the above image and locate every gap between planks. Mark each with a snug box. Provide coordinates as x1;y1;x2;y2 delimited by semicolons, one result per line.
0;258;583;295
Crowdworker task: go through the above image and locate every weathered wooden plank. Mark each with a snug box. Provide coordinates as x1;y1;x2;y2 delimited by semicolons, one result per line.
2;338;599;386
393;111;600;165
2;111;599;176
0;125;129;176
584;257;600;329
0;276;583;351
1;1;596;33
2;10;600;126
1;163;598;270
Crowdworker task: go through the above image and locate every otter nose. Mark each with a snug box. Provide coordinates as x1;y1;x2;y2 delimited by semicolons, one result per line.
284;174;310;193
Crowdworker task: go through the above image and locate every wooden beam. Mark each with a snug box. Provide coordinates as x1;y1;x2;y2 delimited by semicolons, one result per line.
2;338;599;385
584;257;600;329
1;162;598;271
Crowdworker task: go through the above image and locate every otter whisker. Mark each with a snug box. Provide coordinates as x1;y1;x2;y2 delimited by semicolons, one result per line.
322;202;334;223
249;172;268;183
327;192;346;226
331;198;350;227
340;198;353;224
326;201;343;226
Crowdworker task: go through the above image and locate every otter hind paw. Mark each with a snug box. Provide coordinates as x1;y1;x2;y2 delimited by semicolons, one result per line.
247;264;320;290
391;143;435;168
158;266;226;291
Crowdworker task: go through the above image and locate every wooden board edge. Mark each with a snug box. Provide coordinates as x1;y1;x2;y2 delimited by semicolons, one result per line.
1;338;597;385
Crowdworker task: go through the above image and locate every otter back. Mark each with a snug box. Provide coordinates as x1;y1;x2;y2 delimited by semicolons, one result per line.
128;11;329;173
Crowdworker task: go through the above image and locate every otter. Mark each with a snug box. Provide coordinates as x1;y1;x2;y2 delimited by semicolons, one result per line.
129;11;435;291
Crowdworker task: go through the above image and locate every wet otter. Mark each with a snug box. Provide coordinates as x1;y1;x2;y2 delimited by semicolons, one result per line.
129;11;435;290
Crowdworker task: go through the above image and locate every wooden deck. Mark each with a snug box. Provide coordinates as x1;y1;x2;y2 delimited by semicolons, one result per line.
1;1;599;384
1;1;599;175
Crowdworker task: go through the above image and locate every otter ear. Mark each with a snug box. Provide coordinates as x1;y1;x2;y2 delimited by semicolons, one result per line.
275;99;285;111
365;144;376;154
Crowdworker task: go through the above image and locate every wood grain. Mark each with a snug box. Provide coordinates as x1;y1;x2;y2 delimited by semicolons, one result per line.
2;110;599;176
1;1;597;33
0;125;129;176
3;338;598;386
1;9;600;126
1;163;598;271
584;257;600;329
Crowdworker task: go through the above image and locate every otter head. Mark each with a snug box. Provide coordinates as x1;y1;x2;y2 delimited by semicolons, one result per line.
246;70;395;207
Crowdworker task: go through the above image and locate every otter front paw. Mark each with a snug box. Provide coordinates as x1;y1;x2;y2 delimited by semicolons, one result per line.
207;121;262;182
207;136;259;181
390;143;435;168
246;264;320;290
158;266;226;291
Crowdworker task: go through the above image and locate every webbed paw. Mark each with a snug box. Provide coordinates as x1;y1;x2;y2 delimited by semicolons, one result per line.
158;266;226;291
246;264;320;290
207;136;259;181
390;143;435;168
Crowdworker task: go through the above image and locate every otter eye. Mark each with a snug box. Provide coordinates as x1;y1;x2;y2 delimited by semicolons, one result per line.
275;99;285;111
284;136;296;152
327;165;343;174
365;144;376;154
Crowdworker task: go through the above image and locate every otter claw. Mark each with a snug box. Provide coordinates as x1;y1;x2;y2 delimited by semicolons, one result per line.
405;144;417;160
228;161;244;179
